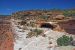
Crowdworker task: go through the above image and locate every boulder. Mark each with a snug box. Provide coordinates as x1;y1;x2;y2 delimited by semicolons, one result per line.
54;15;65;20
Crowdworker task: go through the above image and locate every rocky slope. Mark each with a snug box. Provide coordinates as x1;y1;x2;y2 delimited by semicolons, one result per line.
0;17;14;50
11;10;75;35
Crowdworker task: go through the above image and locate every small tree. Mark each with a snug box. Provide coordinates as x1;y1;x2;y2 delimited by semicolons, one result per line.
57;35;73;46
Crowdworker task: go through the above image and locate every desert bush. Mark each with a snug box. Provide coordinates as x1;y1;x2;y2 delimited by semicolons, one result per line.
63;10;75;17
26;29;43;38
40;16;49;20
20;21;26;25
57;35;73;46
34;29;43;36
30;22;35;27
26;32;36;38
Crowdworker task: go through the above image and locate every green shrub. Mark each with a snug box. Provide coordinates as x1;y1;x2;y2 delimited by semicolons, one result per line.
26;29;43;38
34;29;43;36
70;36;73;41
40;16;49;20
57;35;73;46
63;10;75;17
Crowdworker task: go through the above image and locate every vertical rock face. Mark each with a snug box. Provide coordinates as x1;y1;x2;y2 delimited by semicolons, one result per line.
0;19;14;50
59;20;75;34
54;20;75;34
53;25;65;32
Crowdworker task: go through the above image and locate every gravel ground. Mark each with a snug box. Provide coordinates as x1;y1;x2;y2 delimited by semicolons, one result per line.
56;46;75;50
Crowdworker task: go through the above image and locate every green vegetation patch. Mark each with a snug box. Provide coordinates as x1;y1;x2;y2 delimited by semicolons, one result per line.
26;29;43;38
57;35;73;46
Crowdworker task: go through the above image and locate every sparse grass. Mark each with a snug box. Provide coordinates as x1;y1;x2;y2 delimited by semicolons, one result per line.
26;32;36;38
34;29;43;36
26;29;43;38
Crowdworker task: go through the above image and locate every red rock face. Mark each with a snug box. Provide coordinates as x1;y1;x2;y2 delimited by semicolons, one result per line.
58;20;75;34
0;20;14;50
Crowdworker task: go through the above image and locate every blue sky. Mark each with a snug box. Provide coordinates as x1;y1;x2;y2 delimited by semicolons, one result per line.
0;0;75;15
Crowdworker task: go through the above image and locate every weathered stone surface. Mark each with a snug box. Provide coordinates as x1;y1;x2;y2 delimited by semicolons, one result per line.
53;25;65;32
54;20;75;34
54;15;65;20
0;18;13;50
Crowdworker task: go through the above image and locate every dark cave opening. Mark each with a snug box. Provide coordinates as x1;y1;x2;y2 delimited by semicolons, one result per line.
40;23;54;29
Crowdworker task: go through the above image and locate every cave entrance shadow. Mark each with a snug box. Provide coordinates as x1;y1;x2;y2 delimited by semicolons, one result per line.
40;23;54;29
